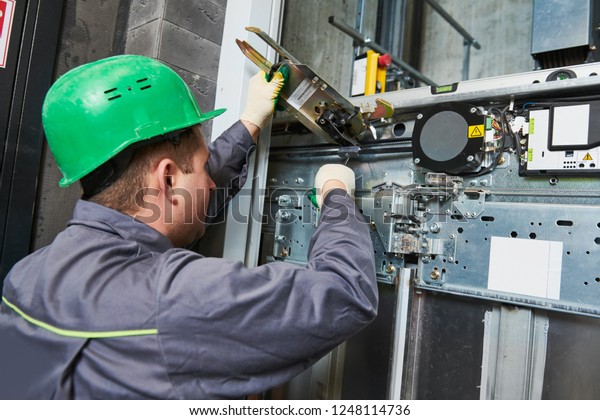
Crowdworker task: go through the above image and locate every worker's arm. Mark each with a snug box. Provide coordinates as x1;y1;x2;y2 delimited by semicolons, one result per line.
156;166;377;399
204;70;285;221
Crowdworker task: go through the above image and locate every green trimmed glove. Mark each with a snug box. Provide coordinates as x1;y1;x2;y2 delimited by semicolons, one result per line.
240;69;286;131
313;164;356;208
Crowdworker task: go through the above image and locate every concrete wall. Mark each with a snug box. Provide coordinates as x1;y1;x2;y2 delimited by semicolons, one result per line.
420;0;535;84
33;0;228;250
282;0;536;88
125;0;227;137
280;0;379;97
33;0;131;250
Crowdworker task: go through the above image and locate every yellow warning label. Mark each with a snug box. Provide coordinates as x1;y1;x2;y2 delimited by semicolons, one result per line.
583;153;593;161
468;124;484;138
529;118;535;135
528;148;534;162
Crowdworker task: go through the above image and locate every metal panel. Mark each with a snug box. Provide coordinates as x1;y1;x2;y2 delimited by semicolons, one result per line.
416;201;600;317
402;291;488;399
531;0;590;54
340;282;397;399
542;312;600;399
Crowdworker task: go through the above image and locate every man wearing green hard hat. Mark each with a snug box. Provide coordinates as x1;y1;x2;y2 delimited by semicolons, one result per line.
0;55;377;399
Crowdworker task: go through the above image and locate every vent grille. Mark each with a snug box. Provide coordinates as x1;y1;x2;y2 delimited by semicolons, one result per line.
103;77;152;101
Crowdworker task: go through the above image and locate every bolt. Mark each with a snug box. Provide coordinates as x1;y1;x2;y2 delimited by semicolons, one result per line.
280;211;291;221
467;155;474;162
278;195;292;206
312;76;319;83
450;234;456;239
275;235;286;242
280;247;288;257
469;180;477;186
320;83;328;90
497;156;506;165
421;242;428;249
414;158;421;165
422;255;431;263
480;180;488;186
417;113;423;119
385;263;396;274
295;177;304;184
370;221;376;230
430;268;441;280
470;107;477;114
430;223;441;233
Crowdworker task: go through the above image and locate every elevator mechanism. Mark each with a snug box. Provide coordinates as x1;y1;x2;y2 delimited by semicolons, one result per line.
235;31;600;398
259;58;600;318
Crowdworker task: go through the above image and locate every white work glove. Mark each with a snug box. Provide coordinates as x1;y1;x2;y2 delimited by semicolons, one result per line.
313;164;356;208
240;70;285;131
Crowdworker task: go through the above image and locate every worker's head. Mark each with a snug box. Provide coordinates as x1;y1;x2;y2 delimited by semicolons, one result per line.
42;55;224;245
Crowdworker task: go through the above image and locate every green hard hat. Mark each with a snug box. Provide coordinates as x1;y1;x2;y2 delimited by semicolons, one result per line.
42;55;226;187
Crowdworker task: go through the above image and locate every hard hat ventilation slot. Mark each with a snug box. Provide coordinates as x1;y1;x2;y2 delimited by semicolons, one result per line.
104;87;121;101
137;77;151;90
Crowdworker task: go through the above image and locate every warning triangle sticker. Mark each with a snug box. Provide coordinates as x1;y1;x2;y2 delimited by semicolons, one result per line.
468;125;484;138
583;153;593;161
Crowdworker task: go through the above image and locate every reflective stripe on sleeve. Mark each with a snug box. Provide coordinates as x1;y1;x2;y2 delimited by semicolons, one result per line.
1;296;157;339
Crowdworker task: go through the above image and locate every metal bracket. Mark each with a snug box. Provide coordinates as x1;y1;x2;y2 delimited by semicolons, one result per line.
453;189;486;218
236;27;375;149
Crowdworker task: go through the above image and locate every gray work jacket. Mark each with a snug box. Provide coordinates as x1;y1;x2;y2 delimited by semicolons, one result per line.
0;122;378;399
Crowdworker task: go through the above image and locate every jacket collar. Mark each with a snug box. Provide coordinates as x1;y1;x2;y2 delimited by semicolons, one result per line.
68;199;174;253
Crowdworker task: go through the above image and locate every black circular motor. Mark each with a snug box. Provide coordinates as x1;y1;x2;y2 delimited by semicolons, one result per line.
412;102;486;174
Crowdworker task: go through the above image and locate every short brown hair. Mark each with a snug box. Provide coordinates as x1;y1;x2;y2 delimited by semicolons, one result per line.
88;126;203;214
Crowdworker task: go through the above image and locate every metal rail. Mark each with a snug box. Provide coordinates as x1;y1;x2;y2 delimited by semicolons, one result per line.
328;15;437;87
424;0;481;80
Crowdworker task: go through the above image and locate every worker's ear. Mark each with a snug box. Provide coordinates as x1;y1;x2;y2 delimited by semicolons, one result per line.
155;158;177;204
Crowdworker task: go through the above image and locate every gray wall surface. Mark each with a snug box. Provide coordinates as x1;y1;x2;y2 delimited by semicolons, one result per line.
33;0;227;250
419;0;535;84
282;0;536;88
33;0;131;251
281;0;379;97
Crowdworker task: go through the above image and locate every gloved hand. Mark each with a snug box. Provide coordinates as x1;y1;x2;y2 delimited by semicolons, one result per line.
312;164;356;208
240;69;286;131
